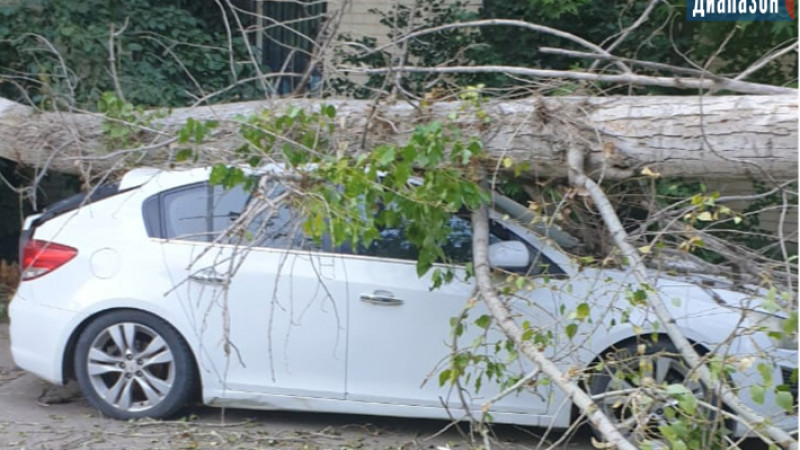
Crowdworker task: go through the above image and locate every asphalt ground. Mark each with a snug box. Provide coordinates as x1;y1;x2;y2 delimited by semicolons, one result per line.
0;323;596;450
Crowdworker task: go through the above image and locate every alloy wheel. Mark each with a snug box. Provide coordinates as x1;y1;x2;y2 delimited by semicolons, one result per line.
85;322;175;413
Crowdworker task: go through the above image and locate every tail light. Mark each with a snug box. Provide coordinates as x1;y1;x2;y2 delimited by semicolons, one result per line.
21;240;78;281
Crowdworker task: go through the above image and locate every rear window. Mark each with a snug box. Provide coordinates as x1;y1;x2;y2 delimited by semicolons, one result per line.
143;182;321;250
31;183;136;229
144;183;248;242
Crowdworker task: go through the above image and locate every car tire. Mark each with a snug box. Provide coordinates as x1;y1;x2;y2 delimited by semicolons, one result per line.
74;310;197;420
588;340;727;446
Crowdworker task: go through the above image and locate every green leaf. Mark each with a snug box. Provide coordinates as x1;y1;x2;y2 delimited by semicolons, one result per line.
750;385;766;405
475;315;492;329
416;250;434;276
666;384;696;415
430;268;444;289
565;323;578;340
576;303;590;321
223;167;246;189
178;126;191;144
322;104;336;118
672;440;687;450
775;390;795;413
175;148;193;162
783;312;798;335
758;363;774;387
375;146;397;166
438;369;451;387
627;288;647;306
209;164;228;185
247;156;262;167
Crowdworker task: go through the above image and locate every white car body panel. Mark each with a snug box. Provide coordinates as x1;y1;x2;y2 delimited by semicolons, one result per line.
159;240;348;399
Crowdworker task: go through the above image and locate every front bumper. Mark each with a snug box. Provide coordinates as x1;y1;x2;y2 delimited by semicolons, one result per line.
8;296;78;385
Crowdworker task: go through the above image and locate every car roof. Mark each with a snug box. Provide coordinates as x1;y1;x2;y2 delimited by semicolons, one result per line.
119;165;289;193
119;167;211;192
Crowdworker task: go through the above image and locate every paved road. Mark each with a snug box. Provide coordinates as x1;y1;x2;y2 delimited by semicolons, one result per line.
0;323;596;450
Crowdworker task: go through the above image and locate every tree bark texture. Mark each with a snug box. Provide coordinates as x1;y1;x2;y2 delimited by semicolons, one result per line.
0;95;796;180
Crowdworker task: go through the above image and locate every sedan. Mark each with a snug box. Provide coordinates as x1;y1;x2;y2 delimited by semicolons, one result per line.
9;167;797;440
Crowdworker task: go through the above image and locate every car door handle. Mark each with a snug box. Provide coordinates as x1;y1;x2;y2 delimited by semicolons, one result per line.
189;268;227;284
360;292;404;306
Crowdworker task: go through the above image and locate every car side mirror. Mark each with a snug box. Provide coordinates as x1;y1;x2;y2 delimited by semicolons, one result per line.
488;241;529;270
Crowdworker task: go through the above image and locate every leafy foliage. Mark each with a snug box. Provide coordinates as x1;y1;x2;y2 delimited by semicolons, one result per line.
334;0;797;97
206;103;489;277
650;178;798;265
98;92;170;149
0;0;268;108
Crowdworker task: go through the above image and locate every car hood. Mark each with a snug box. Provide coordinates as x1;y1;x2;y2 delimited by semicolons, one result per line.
580;265;770;314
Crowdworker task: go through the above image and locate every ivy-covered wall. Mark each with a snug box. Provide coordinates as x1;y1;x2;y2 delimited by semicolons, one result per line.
0;0;269;108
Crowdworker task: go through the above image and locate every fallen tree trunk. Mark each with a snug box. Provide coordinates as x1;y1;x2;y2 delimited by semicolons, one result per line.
0;94;796;180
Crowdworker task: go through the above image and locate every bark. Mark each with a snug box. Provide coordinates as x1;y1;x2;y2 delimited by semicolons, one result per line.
0;94;796;180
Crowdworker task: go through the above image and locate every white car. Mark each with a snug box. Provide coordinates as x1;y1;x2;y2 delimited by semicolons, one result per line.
9;167;797;439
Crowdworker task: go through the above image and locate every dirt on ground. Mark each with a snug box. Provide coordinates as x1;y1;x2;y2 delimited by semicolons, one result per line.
0;323;598;450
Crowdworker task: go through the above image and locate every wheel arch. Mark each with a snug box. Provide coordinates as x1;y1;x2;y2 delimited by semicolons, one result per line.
61;306;200;396
569;332;712;423
586;333;712;369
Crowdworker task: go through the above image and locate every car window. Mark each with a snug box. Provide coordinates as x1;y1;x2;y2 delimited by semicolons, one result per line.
153;182;322;251
358;215;499;264
440;215;502;264
242;201;322;251
491;220;565;276
356;214;563;275
161;184;214;241
161;183;248;242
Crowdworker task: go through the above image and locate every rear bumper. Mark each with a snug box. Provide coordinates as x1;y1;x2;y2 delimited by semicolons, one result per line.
8;295;77;385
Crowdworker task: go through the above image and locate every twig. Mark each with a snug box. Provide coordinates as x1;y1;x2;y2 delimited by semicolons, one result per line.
471;201;638;450
735;41;799;81
594;0;663;70
539;47;713;77
363;19;632;74
347;65;795;95
108;18;129;102
569;145;798;449
129;419;252;428
480;369;539;412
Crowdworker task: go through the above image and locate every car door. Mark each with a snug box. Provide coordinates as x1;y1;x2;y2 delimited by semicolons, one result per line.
344;215;553;415
150;181;347;399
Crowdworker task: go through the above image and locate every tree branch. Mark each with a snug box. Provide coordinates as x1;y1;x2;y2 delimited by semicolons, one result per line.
1;95;795;180
349;65;795;95
567;146;798;450
471;203;637;450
